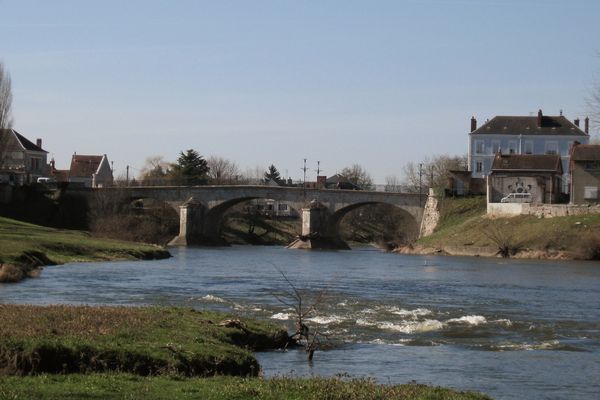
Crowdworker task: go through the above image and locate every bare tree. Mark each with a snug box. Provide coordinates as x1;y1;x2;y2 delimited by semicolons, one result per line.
0;62;13;130
384;175;402;192
273;268;327;361
340;164;373;190
240;165;266;185
403;154;468;193
138;156;173;185
206;156;240;184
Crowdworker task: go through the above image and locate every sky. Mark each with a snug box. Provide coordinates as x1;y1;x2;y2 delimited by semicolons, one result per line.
1;0;599;183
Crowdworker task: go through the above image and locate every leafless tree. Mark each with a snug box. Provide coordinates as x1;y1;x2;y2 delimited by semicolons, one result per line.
384;175;403;192
0;62;13;130
273;268;327;361
239;165;266;185
340;164;373;190
206;156;240;184
403;154;468;193
138;156;174;185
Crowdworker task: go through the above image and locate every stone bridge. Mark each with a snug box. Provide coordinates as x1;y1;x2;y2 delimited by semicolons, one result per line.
77;185;426;249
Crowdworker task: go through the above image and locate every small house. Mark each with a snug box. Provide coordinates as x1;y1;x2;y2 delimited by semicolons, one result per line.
0;129;49;185
570;144;600;204
68;154;113;188
487;153;563;204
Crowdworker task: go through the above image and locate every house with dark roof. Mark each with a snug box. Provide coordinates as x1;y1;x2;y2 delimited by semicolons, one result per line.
570;144;600;205
68;154;113;188
0;129;49;185
325;174;362;190
469;110;589;193
487;153;563;204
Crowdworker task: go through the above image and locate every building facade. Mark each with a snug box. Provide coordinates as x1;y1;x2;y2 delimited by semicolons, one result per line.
68;154;114;188
0;129;49;185
468;110;589;193
487;154;563;204
570;144;600;205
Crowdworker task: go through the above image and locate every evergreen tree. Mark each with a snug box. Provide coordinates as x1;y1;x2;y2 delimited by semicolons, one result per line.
174;149;209;185
263;164;282;184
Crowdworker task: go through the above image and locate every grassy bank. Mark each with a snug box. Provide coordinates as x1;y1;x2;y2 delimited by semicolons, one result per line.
0;374;492;400
415;196;600;259
0;305;288;377
0;216;170;283
0;305;490;399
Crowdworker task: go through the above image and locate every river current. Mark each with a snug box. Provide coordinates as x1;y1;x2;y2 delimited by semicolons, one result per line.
1;246;599;399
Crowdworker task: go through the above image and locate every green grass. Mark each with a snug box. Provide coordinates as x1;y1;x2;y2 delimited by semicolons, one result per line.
417;197;600;258
0;216;169;281
0;305;288;377
0;374;492;400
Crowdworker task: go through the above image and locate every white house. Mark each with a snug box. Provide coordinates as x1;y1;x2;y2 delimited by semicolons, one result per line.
68;154;113;188
468;110;589;193
0;129;49;185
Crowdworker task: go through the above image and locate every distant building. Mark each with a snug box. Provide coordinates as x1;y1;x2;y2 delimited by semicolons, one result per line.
68;154;114;188
570;144;600;205
0;129;49;185
325;174;361;190
469;110;589;193
487;153;563;204
447;170;485;196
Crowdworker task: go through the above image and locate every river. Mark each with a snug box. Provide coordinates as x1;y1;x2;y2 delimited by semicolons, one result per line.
1;246;599;399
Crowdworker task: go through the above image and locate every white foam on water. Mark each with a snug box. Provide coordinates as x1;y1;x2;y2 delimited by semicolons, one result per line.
200;294;226;303
492;318;513;326
378;319;444;334
306;315;345;325
446;315;487;325
355;318;376;327
270;312;291;320
494;340;559;351
391;308;433;318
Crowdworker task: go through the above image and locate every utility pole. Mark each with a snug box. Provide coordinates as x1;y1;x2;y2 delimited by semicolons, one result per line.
419;163;423;207
302;158;308;201
126;165;130;187
315;161;321;177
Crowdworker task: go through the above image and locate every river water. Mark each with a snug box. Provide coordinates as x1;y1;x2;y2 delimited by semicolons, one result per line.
1;246;599;399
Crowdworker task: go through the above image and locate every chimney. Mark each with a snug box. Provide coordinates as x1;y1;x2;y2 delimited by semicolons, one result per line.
574;118;580;127
470;116;477;132
537;109;543;127
585;117;589;134
36;138;42;149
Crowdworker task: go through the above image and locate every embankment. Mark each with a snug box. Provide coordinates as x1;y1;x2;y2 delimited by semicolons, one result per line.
0;216;170;283
404;196;600;260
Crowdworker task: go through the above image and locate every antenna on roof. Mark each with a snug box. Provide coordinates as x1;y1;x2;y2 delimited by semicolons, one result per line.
560;109;563;116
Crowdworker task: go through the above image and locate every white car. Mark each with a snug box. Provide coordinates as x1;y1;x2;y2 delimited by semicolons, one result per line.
500;192;532;203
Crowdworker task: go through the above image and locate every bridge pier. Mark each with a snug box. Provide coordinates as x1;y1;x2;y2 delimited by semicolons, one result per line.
168;197;209;246
288;200;349;250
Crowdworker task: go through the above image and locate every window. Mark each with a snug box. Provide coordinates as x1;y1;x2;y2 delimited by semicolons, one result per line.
545;141;558;155
508;141;518;154
475;161;483;173
278;203;288;211
31;157;41;171
475;140;485;154
524;141;533;154
584;186;598;199
584;161;600;171
492;140;501;154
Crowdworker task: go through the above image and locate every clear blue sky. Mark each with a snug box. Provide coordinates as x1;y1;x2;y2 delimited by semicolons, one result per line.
1;0;599;182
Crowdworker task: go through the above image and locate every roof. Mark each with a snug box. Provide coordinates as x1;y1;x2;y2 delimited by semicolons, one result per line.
51;169;69;182
471;115;587;136
69;155;104;178
491;154;563;174
0;129;47;152
571;144;600;161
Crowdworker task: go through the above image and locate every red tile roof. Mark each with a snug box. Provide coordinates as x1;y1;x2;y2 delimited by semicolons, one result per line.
571;144;600;161
69;155;103;178
491;154;563;174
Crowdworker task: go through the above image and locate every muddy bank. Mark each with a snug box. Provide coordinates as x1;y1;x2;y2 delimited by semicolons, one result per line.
395;244;582;260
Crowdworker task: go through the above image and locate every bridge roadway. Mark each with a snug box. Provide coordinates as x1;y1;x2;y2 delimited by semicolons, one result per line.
78;185;425;248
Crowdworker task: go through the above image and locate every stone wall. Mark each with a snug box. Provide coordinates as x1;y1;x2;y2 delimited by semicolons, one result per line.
419;190;440;237
487;202;600;218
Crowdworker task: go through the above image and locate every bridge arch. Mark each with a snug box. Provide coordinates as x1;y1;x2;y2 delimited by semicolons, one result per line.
326;201;421;248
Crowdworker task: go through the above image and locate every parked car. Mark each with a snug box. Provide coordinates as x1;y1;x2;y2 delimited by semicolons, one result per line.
500;192;532;203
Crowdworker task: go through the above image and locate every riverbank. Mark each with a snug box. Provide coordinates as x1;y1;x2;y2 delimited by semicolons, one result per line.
405;196;600;260
0;305;491;400
0;216;170;283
